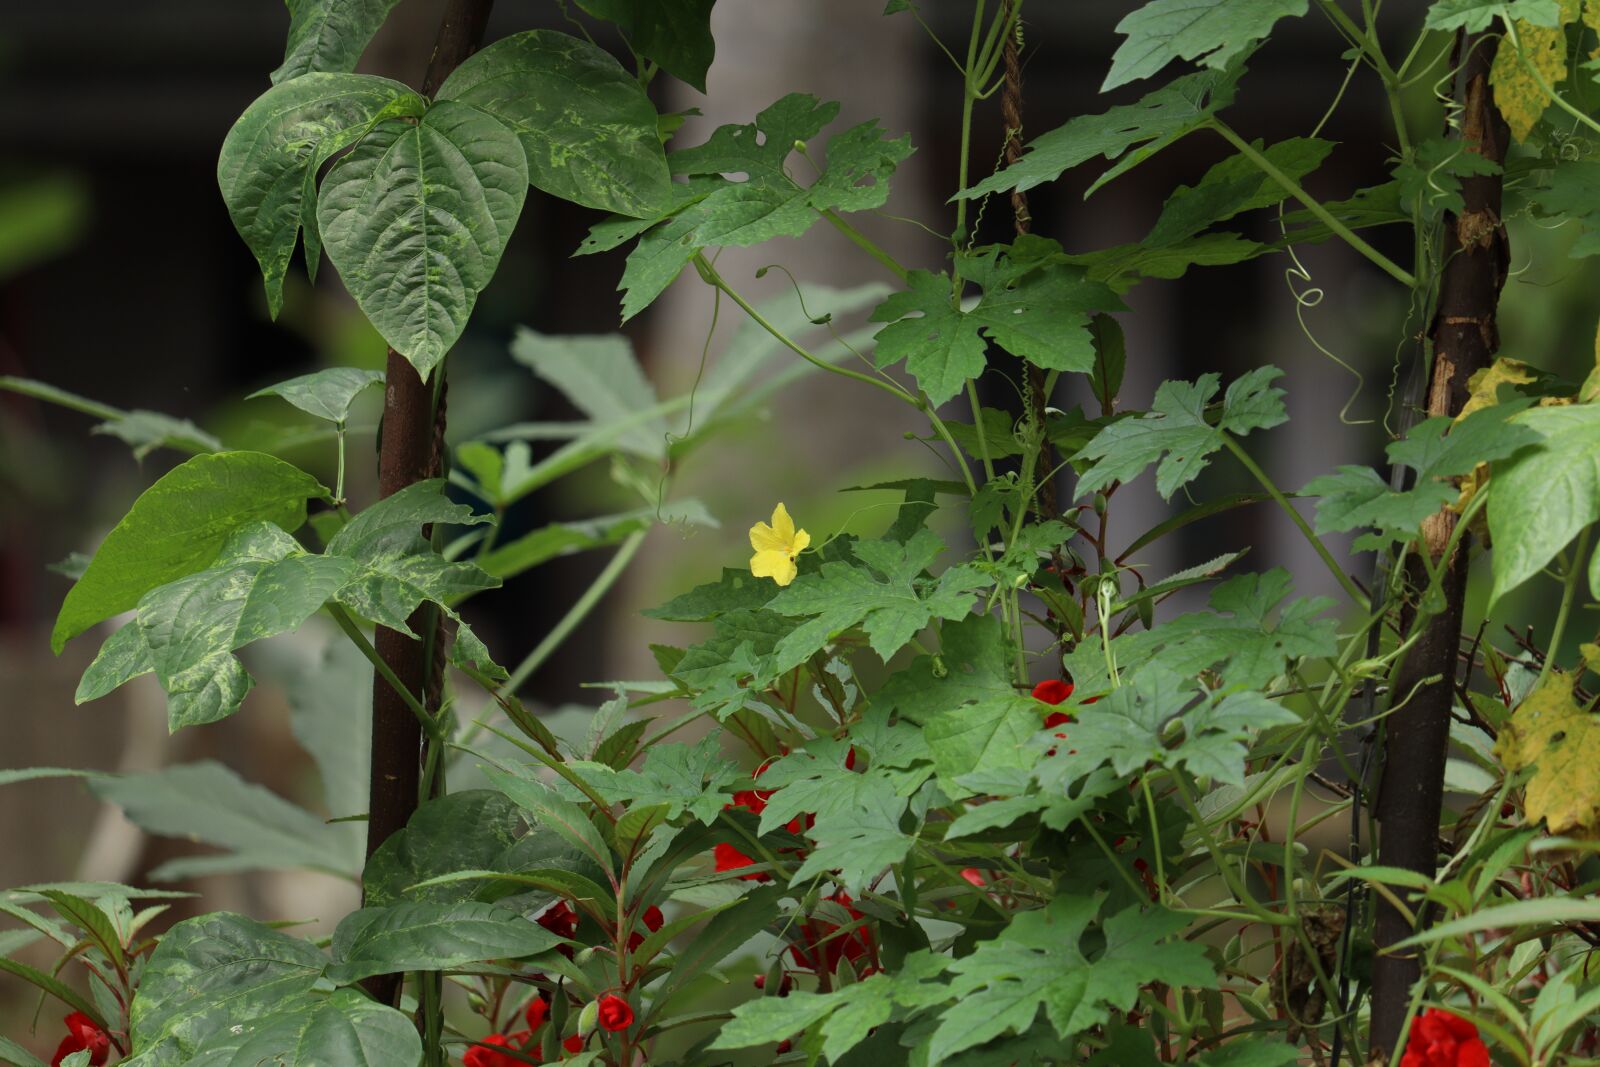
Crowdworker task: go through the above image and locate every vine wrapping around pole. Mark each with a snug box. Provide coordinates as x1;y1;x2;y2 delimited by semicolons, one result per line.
364;0;496;1009
1369;29;1508;1059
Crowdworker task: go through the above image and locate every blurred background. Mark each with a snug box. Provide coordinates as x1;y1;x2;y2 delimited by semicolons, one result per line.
2;0;1597;1056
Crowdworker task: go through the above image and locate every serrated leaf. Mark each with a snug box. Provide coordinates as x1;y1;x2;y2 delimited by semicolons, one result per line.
1104;0;1307;91
574;0;717;91
509;329;665;458
218;73;421;317
769;529;989;669
482;767;614;875
956;66;1241;201
590;737;740;824
929;899;1211;1062
273;0;405;83
1487;404;1600;604
53;451;326;653
616;94;912;319
128;913;326;1065
645;567;776;621
1305;408;1540;551
1423;0;1561;32
1114;569;1337;690
89;761;360;880
1494;668;1600;836
1074;367;1286;499
655;885;784;1003
248;367;384;423
317;100;528;375
875;613;1016;724
186;988;420;1067
790;777;913;893
924;697;1042;795
1528;159;1600;257
1036;667;1297;787
437;30;670;217
326;901;563;982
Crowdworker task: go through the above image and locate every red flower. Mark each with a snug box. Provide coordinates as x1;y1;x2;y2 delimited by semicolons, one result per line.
714;841;770;881
788;892;876;976
536;901;579;958
959;867;986;887
463;1031;535;1067
596;994;634;1032
1401;1008;1490;1067
563;1033;585;1055
51;1012;109;1067
627;904;666;951
1032;679;1073;705
524;994;550;1031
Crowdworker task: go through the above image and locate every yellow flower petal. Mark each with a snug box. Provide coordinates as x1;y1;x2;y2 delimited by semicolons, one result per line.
750;549;798;586
791;528;811;554
750;520;788;554
769;502;796;542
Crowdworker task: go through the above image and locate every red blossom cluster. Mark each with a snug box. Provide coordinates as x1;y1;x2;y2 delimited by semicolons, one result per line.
1401;1008;1490;1067
462;987;638;1065
50;1012;109;1067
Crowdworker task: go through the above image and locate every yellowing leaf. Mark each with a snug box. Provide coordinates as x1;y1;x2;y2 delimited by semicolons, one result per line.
1495;669;1600;837
1490;0;1579;141
1459;357;1542;419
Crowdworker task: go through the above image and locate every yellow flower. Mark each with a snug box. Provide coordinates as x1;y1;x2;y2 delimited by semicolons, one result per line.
749;502;809;587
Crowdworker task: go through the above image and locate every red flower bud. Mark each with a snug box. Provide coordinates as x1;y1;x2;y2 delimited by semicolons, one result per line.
1400;1008;1490;1067
51;1012;109;1067
1031;679;1073;705
596;993;634;1033
524;994;550;1031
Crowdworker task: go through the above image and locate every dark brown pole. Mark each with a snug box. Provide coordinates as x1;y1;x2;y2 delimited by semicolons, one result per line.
1369;32;1507;1057
364;0;496;1007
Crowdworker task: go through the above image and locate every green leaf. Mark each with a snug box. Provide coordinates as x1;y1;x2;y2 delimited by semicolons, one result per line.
363;791;522;906
129;913;326;1065
1114;569;1337;690
93;411;222;460
482;767;614;875
437;30;670;217
1104;0;1307;91
53;451;326;653
645;567;776;621
0;957;106;1033
316;100;528;376
616;94;912;319
790;778;914;893
478;509;662;580
1074;367;1286;500
510;329;665;458
574;0;717;91
187;989;420;1067
1036;667;1297;787
1395;138;1502;223
0;1036;47;1067
273;0;404;83
929;899;1212;1062
218;73;421;317
248;367;384;423
1489;404;1600;604
925;697;1043;795
1305;408;1540;551
655;886;784;1004
98;522;355;729
326;480;498;632
326;901;564;982
769;529;989;669
875;612;1016;725
593;737;739;824
88;760;361;881
1394;896;1600;947
1422;0;1560;32
956;67;1241;202
1528;160;1600;257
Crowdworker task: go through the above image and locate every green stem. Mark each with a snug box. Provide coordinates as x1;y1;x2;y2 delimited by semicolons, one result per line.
329;604;444;742
965;380;996;484
953;0;986;245
334;422;348;507
501;530;647;695
821;210;909;282
1220;434;1369;608
1210;120;1418;288
1535;525;1592;692
692;253;917;406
